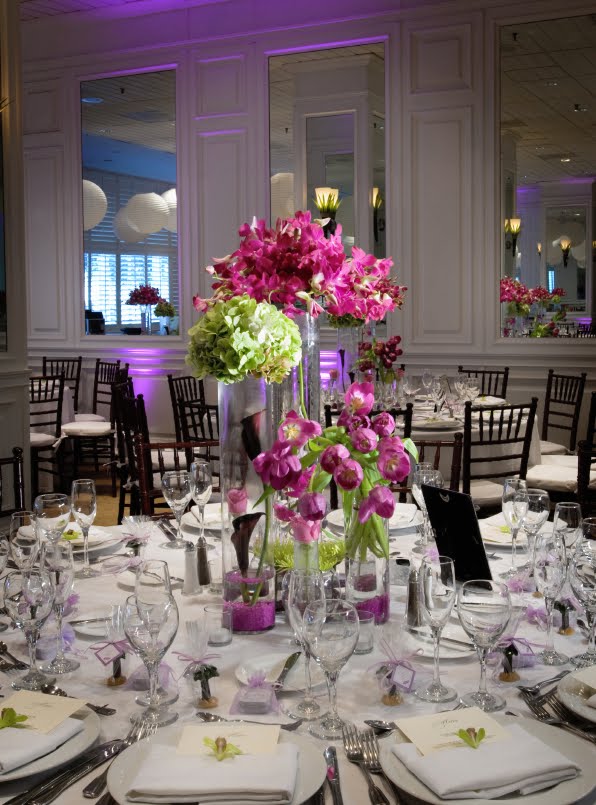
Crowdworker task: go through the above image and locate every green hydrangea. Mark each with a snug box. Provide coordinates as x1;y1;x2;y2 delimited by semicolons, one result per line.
186;295;302;384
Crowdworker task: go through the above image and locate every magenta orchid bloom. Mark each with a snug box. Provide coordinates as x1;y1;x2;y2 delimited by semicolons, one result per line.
350;427;378;454
344;382;374;416
291;517;321;544
253;440;303;491
372;412;396;438
378;447;411;483
358;486;396;523
320;444;350;474
333;459;364;491
278;410;322;447
297;492;327;521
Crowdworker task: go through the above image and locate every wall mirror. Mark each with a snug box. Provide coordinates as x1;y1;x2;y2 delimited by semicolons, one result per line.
500;14;596;338
80;69;178;336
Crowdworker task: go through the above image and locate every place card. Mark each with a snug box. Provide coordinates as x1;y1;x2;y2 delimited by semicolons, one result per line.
571;666;596;691
395;706;510;756
1;690;85;734
177;724;280;756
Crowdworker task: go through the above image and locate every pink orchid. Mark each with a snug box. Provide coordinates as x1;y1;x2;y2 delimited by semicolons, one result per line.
344;382;375;416
358;486;396;523
297;492;327;521
278;411;322;447
333;459;364;491
320;444;350;474
253;440;303;491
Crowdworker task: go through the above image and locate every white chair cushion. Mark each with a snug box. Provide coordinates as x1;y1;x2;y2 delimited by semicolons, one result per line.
466;480;505;508
525;464;577;493
151;449;178;472
541;455;578;469
540;439;568;456
30;432;55;447
62;421;113;437
75;413;106;423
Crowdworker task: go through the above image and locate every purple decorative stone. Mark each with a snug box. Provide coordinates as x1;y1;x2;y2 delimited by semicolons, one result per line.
227;600;276;634
354;593;390;625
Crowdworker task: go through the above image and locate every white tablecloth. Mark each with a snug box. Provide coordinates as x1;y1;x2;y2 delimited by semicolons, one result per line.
0;520;594;805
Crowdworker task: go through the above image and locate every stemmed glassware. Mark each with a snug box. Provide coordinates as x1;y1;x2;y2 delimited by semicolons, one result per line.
71;479;98;578
161;470;193;549
40;541;79;674
123;592;179;726
190;460;212;542
285;569;326;720
421;368;434;404
9;511;40;576
429;379;446;416
302;599;359;740
3;570;55;690
533;530;568;666
500;478;528;579
553;502;582;593
402;376;420;405
411;464;443;548
464;377;480;404
518;488;550;567
33;494;70;544
0;537;9;632
568;528;596;668
416;556;457;702
457;580;511;711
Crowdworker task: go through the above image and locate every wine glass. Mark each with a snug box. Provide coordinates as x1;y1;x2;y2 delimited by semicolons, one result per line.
429;379;445;416
533;530;568;666
285;569;327;720
421;368;434;403
553;502;582;592
0;537;9;632
9;511;40;575
569;535;596;668
402;376;420;405
416;556;457;702
40;541;79;674
71;479;98;578
161;470;193;549
500;478;528;578
464;377;480;404
302;599;359;740
412;465;443;548
190;460;212;542
3;570;55;690
33;493;70;544
123;592;179;726
457;580;511;711
518;488;550;567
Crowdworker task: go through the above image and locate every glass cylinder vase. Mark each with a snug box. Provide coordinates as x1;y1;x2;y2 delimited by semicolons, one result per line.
345;510;390;624
336;325;361;393
142;304;153;334
218;378;276;634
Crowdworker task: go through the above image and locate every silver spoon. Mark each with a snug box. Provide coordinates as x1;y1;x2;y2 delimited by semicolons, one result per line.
363;719;397;735
197;711;303;731
41;683;116;716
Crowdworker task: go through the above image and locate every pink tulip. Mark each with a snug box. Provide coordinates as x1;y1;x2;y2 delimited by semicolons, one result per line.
291;517;321;544
371;412;396;438
320;444;350;474
297;492;327;521
253;440;303;491
358;486;396;523
350;428;378;454
227;487;248;515
333;459;364;491
378;447;411;483
278;411;322;447
344;382;375;416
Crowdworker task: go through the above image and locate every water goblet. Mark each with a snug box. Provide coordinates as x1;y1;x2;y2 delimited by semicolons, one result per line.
161;470;193;549
71;479;98;578
533;530;568;666
402;376;420;405
412;465;443;548
457;580;511;711
429;379;446;415
518;488;550;568
568;536;596;668
9;511;40;575
285;569;327;720
302;599;359;740
416;556;457;702
464;377;480;404
190;460;212;542
34;493;70;544
40;541;79;674
500;478;528;579
123;592;179;726
553;502;582;593
421;368;433;403
3;570;55;690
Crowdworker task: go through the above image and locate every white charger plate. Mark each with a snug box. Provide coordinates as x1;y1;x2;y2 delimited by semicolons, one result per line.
107;728;326;805
0;707;100;782
327;504;421;535
379;714;596;805
557;674;596;724
402;622;476;660
412;418;462;431
235;652;326;692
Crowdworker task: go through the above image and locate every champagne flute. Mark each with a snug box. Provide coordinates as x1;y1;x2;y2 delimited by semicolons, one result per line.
190;460;212;542
412;465;443;548
553;502;582;593
416;556;457;702
71;479;98;578
0;538;8;632
285;569;326;720
569;535;596;668
302;599;359;740
518;488;550;568
33;493;70;544
40;541;79;673
533;530;568;666
457;580;511;711
161;470;192;549
3;570;55;690
123;592;179;726
9;511;40;576
500;478;528;578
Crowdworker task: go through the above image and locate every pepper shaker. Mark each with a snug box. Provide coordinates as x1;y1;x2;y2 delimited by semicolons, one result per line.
197;536;211;587
405;564;424;628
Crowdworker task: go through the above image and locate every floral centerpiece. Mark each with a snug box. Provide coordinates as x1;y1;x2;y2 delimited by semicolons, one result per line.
126;284;161;334
500;278;565;337
354;336;404;383
154;298;176;318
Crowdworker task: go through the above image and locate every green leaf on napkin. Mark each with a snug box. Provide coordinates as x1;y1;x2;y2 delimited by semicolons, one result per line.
0;708;28;729
62;530;79;541
499;526;511;534
456;727;486;749
203;736;243;761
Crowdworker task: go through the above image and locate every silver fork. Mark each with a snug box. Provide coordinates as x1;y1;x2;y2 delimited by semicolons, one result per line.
520;689;596;743
0;642;28;670
82;721;156;798
342;725;389;805
539;690;596;731
360;729;401;804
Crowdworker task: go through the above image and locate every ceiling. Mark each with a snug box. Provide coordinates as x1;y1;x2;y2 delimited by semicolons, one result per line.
20;0;156;21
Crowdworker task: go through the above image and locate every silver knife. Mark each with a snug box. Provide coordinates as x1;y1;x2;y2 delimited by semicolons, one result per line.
68;616;109;626
407;627;473;649
271;650;301;690
324;746;344;805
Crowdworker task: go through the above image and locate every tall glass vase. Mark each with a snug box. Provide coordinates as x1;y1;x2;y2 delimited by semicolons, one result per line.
141;304;153;334
345;507;390;624
218;378;276;634
268;313;320;427
336;325;361;393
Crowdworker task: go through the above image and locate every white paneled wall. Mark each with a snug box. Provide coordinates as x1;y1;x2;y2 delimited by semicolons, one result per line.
19;0;596;440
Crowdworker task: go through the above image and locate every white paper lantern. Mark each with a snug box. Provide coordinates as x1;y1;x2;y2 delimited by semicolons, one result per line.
82;180;107;230
161;188;177;233
126;192;169;234
113;207;142;243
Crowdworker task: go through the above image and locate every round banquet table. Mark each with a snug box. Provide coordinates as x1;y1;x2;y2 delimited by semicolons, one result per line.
0;517;595;805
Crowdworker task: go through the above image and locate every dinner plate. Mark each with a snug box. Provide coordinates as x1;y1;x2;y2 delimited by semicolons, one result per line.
326;504;421;535
107;728;326;805
70;613;110;638
181;502;221;534
412;418;462;431
474;396;507;407
0;707;100;782
402;623;476;660
235;652;326;692
557;674;596;724
379;714;596;805
117;568;184;592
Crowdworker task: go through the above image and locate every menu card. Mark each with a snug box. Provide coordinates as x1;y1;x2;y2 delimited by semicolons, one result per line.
1;690;85;734
177;724;280;756
395;706;509;756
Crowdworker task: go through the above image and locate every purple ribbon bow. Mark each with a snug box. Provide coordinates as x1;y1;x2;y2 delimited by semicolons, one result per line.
173;650;221;680
368;638;419;694
89;638;130;667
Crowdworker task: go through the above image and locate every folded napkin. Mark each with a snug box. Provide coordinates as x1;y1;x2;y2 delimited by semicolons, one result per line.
0;717;84;774
191;503;220;528
475;396;506;406
478;513;512;545
392;724;579;799
126;742;299;803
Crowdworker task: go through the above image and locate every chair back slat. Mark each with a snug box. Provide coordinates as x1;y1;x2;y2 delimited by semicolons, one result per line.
0;447;25;516
93;359;125;416
395;433;463;503
577;438;596;516
29;375;65;438
168;375;206;441
457;366;509;398
541;370;587;451
42;357;82;413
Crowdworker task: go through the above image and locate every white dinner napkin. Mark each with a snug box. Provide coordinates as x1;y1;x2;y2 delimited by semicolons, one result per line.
191;503;220;528
478;513;512;545
0;717;84;774
392;724;579;799
126;742;299;803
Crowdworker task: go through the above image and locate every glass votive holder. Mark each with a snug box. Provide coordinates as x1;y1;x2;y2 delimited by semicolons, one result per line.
204;604;232;646
208;559;223;594
354;610;375;655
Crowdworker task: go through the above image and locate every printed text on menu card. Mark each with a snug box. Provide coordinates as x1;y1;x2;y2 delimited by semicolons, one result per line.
1;690;85;734
395;707;510;756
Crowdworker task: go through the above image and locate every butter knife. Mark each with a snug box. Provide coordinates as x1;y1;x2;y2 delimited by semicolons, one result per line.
271;650;301;690
323;746;344;805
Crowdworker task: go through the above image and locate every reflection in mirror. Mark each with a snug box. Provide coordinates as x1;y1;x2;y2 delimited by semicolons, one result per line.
500;15;596;338
80;69;178;336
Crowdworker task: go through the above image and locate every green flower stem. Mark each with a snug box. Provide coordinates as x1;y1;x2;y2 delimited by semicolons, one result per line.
298;362;307;419
249;495;272;606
